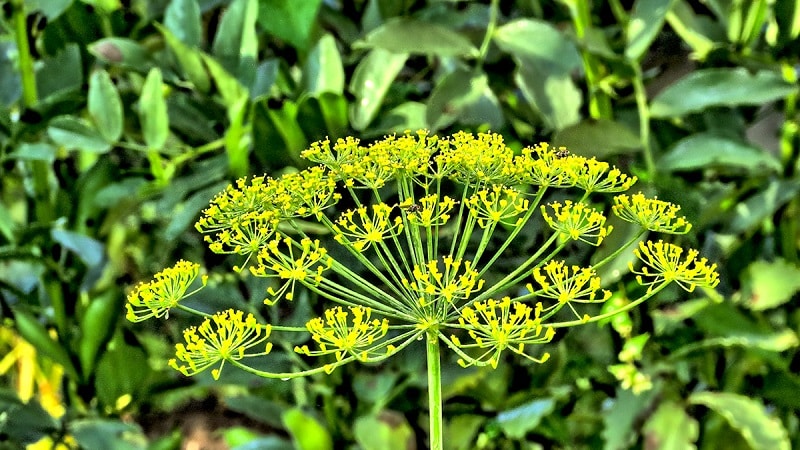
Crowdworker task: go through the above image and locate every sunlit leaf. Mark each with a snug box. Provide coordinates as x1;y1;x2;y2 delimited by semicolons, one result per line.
164;0;201;47
303;34;344;96
689;392;790;450
353;412;414;450
494;19;581;74
741;258;800;311
515;58;582;130
659;134;782;173
642;401;698;450
88;70;123;143
360;18;479;57
47;116;110;153
426;68;487;131
257;0;323;50
626;0;676;60
138;68;169;151
349;49;408;130
553;119;641;157
496;398;556;439
283;408;333;450
729;179;800;234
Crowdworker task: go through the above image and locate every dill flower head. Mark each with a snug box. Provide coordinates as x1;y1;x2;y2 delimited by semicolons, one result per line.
126;260;207;322
612;192;691;234
169;309;272;380
630;240;720;293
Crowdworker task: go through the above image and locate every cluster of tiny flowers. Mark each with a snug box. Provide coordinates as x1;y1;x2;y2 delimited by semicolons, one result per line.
126;130;719;386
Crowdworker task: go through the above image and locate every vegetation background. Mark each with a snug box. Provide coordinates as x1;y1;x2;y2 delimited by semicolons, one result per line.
1;0;799;448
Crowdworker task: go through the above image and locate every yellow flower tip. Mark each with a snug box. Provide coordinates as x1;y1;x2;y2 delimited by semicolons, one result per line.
126;260;204;322
265;342;274;354
581;314;591;323
539;352;551;364
323;364;336;374
211;369;221;380
386;344;396;355
612;193;692;234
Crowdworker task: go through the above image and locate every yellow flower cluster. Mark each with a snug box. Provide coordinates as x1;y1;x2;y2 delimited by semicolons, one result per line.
630;240;719;293
465;185;529;228
406;256;485;307
541;200;612;246
613;192;691;234
169;309;272;380
529;260;612;322
126;260;207;322
249;237;331;303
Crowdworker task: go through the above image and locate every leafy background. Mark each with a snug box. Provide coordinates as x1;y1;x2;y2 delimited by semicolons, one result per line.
1;0;799;449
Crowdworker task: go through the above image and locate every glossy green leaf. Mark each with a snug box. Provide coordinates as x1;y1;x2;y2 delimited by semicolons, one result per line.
95;339;151;410
689;392;790;450
461;87;505;129
642;401;698;450
602;388;659;450
252;99;307;165
202;54;247;107
515;59;582;130
741;258;800;311
353;412;415;450
444;415;485;450
349;48;408;130
730;179;800;234
138;68;169;151
426;68;487;131
553;119;641;157
51;229;104;268
78;291;122;378
257;0;323;50
659;134;782;173
71;419;147;450
303;34;344;95
493;19;581;74
666;0;716;58
626;0;676;60
12;308;79;380
650;68;797;117
360;18;479;57
88;70;123;143
26;0;73;19
156;24;211;92
283;408;333;450
496;398;556;439
47;116;110;153
88;38;150;69
164;0;201;47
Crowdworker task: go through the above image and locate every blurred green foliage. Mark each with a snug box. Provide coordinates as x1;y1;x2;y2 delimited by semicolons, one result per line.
0;0;799;448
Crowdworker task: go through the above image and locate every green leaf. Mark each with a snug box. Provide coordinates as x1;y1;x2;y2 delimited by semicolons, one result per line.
88;70;123;143
212;0;258;83
444;415;485;450
515;59;582;130
71;419;147;450
642;401;698;450
0;390;59;445
282;408;333;450
202;54;248;107
36;43;83;98
493;19;581;74
164;0;201;47
5;142;57;162
360;18;479;57
95;339;151;410
138;68;169;151
665;0;716;58
426;68;487;131
349;48;408;130
257;0;323;50
353;412;415;450
689;392;790;450
78;291;122;379
650;68;797;117
553;119;642;157
496;398;557;439
156;23;211;92
626;0;676;61
303;34;344;96
602;388;659;450
730;179;800;234
51;229;104;268
89;38;150;69
741;259;800;311
374;101;428;134
47;116;111;153
659;134;782;173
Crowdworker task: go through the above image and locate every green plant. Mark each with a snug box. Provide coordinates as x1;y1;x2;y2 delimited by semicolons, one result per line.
126;131;719;449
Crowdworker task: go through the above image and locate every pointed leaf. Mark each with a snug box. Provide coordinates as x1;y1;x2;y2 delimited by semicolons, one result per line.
426;68;487;131
12;309;79;380
651;68;797;117
689;392;790;450
496;398;557;439
212;0;258;73
89;38;150;69
88;70;123;142
349;49;408;130
164;0;201;47
257;0;323;50
353;412;414;450
138;69;169;150
360;18;478;57
553;119;641;157
666;0;715;58
515;59;582;130
659;134;782;173
730;179;800;234
626;0;676;60
494;19;581;74
303;34;344;95
156;24;210;92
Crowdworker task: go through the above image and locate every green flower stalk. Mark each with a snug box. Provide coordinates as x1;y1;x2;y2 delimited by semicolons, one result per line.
127;131;719;449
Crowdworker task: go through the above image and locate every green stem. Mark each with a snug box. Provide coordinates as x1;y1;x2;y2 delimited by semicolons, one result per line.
631;65;657;178
566;0;613;119
475;0;499;70
426;330;444;450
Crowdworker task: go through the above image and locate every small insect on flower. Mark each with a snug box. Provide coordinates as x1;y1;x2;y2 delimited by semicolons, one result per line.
556;149;570;158
402;203;422;213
